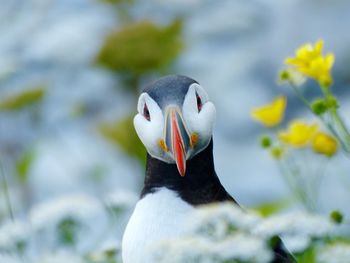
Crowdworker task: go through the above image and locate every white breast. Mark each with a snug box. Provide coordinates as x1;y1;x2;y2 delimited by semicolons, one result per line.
122;188;194;263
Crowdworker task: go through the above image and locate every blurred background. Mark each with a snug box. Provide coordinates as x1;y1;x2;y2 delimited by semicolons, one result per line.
1;0;350;261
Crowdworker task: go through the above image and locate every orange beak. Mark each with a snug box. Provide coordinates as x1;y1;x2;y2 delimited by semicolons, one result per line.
164;107;190;177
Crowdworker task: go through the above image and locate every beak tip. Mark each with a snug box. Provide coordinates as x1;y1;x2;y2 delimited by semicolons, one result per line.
180;170;186;177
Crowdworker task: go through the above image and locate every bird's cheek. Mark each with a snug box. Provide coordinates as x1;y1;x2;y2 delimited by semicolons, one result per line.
134;115;161;149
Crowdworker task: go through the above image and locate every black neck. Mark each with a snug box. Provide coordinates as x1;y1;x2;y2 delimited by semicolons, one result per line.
141;139;236;206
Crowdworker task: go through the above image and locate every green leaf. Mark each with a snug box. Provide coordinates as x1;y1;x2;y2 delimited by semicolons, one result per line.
253;198;291;217
16;150;36;183
330;210;344;224
0;86;46;111
57;217;81;246
296;245;316;263
96;19;183;77
98;115;146;164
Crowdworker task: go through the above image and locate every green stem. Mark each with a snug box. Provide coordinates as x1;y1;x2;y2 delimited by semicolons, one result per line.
321;86;350;154
291;84;313;112
0;159;14;221
291;83;350;154
278;157;312;211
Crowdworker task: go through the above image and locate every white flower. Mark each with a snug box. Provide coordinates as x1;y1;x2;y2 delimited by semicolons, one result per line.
0;220;30;252
86;238;121;262
29;194;108;250
0;253;22;263
188;202;261;240
318;243;350;263
282;235;310;253
253;211;334;239
151;233;272;263
38;251;84;263
29;194;103;229
103;190;138;213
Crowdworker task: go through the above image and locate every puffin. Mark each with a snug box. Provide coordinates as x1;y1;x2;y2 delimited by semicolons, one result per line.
122;75;295;263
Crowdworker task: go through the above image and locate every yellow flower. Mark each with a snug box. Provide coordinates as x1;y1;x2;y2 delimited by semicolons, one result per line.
278;121;318;147
298;54;334;87
285;40;323;68
285;40;335;87
251;96;286;127
312;132;337;157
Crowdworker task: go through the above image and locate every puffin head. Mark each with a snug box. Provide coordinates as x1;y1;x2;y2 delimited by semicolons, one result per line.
134;75;216;177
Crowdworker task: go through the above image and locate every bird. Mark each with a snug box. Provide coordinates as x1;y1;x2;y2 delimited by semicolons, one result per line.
122;75;295;263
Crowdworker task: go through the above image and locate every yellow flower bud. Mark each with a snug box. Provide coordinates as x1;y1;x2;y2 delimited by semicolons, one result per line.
312;132;337;157
270;146;284;160
251;96;286;128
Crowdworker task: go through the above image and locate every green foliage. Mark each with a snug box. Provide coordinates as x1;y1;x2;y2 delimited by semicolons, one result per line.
16;150;36;183
0;86;46;111
296;245;316;263
57;218;81;246
330;210;344;224
253;199;290;217
98;115;146;164
96;19;183;77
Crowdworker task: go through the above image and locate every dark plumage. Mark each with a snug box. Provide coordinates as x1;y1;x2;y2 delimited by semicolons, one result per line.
142;139;235;205
142;138;295;263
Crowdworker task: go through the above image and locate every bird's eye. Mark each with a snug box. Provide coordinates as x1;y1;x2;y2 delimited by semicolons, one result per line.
196;92;202;112
143;103;150;121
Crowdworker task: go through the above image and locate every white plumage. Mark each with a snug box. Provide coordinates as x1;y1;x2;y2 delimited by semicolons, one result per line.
122;188;194;263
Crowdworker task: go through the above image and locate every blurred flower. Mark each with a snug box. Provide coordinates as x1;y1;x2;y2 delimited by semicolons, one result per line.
38;251;84;263
29;194;107;248
30;194;103;229
86;238;121;262
278;121;318;147
251;96;287;127
104;189;138;215
312;132;338;157
285;40;323;67
318;243;350;263
188;202;261;240
152;234;272;263
285;40;334;87
0;220;29;253
150;203;272;263
252;211;334;239
282;235;310;253
0;254;22;263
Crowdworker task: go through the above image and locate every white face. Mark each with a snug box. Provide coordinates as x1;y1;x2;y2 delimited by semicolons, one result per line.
134;83;216;173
